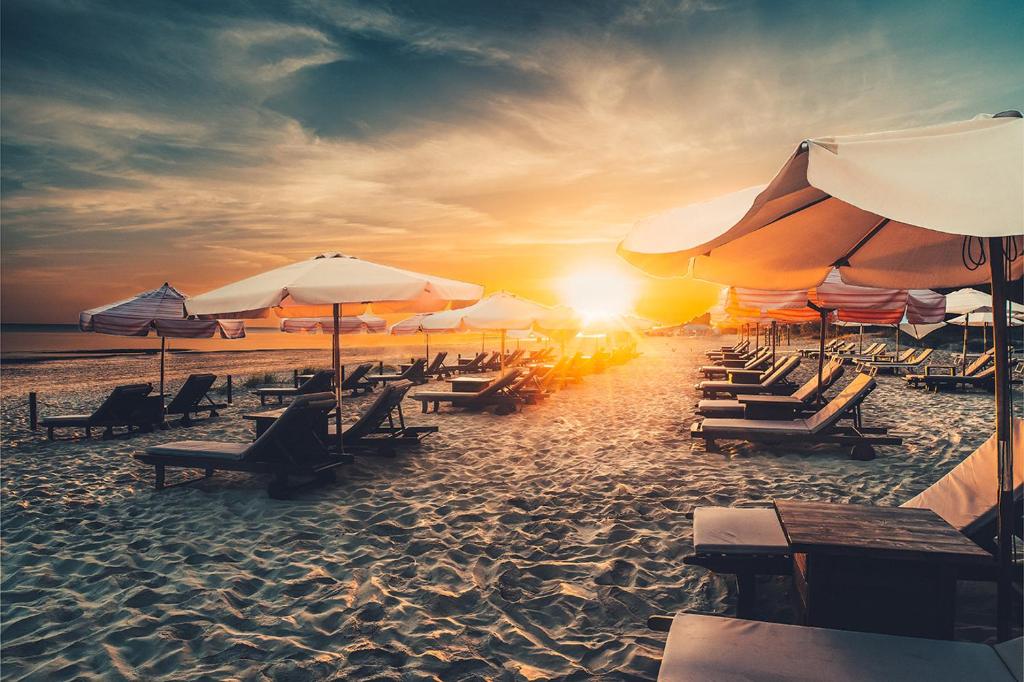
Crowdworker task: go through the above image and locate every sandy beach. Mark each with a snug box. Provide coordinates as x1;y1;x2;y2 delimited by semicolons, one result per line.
1;335;1018;680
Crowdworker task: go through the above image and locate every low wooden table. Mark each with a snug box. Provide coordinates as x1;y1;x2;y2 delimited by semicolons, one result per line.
774;500;993;639
446;376;492;393
243;407;328;440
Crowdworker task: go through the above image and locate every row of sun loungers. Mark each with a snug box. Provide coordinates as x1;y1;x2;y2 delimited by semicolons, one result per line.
41;374;228;439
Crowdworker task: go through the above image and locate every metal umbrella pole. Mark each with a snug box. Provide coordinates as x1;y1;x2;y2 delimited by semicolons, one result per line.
807;302;833;405
333;303;344;454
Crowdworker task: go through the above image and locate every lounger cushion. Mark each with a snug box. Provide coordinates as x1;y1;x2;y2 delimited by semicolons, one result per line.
659;614;1020;682
693;507;788;554
40;415;93;426
700;417;811;437
996;637;1023;681
902;418;1023;535
697;399;743;416
256;387;299;396
145;441;248;460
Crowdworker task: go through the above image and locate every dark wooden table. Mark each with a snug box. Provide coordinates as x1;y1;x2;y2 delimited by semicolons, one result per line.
446;376;492;393
242;407;329;440
774;500;993;639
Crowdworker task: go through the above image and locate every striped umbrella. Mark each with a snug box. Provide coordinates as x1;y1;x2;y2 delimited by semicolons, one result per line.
80;283;245;402
279;314;386;335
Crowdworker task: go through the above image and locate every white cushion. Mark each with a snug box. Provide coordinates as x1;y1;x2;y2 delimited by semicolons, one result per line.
693;507;787;554
145;441;248;460
659;614;1019;682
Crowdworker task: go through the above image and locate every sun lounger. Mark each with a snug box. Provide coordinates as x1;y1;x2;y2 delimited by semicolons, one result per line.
683;418;1024;616
797;338;840;357
696;355;802;398
410;370;522;414
135;392;347;499
256;369;334;405
698;359;845;418
423;352;452;379
455;352;488;373
906;348;994;388
164;373;226;426
655;613;1023;682
699;349;772;378
924;364;997;392
367;358;427;386
327;382;437;452
691;373;900;459
41;383;162;440
708;340;749;358
857;348;933;374
832;342;889;364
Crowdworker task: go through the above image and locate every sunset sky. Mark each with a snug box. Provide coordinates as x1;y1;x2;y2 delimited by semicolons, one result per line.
2;0;1022;324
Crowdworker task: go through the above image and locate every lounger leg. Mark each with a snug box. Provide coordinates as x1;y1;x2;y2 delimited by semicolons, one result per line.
47;426;54;440
260;395;266;406
103;426;114;440
155;464;166;490
421;401;428;414
736;572;756;619
432;401;440;413
204;467;214;478
704;438;719;453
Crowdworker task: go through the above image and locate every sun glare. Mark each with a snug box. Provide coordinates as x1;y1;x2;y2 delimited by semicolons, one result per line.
556;267;640;323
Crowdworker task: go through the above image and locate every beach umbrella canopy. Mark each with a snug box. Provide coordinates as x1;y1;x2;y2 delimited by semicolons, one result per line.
186;253;484;450
280;314;386;334
944;288;995;315
898;321;946;340
948;312;1024;327
618;110;1023;638
80;283;245;403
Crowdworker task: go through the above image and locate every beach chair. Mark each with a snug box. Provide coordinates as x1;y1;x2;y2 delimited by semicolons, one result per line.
697;359;844;418
906;348;994;388
367;358;427;386
135;392;347;499
708;340;749;358
455;352;488;373
423;351;452;379
832;342;888;364
696;355;802;399
654;613;1023;682
515;360;565;401
328;382;437;452
682;419;1024;617
797;338;839;357
924;364;997;392
339;362;375;395
691;373;901;460
164;373;226;426
706;344;762;362
256;369;334;405
41;383;162;440
409;370;522;415
857;348;933;375
699;348;772;379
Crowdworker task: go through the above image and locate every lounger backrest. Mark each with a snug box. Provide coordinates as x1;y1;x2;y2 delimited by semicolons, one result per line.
248;392;336;465
341;363;373;388
803;374;876;434
972;365;996;380
165;373;216;413
911;348;933;364
894;348;915;362
761;355;800;385
792;360;845;402
92;383;154;422
995;637;1023;681
343;383;412;441
478;370;522;398
401;358;426;379
425;352;447;374
965;350;994;376
509;366;541;392
299;370;335;393
902;418;1024;536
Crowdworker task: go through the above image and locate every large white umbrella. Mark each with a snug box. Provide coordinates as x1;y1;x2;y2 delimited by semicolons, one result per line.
944;289;1016;369
186;253;483;449
420;291;579;371
619;110;1024;638
80;283;245;403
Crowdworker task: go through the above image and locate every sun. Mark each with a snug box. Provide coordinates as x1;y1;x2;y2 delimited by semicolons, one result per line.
556;266;641;323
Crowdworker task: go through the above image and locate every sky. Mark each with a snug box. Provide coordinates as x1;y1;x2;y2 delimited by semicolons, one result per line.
2;0;1022;324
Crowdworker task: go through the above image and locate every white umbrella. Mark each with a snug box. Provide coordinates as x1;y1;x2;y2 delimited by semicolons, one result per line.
186;253;483;449
618;110;1023;638
420;292;579;371
944;290;1023;371
948;312;1024;327
80;283;245;403
280;314;387;334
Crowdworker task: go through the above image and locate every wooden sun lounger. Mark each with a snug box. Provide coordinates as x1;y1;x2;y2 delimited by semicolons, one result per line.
698;359;845;418
797;338;840;357
327;382;437;453
423;352;452;379
410;370;522;415
707;340;749;358
696;355;802;398
135;392;348;499
682;419;1024;617
256;369;334;405
165;373;225;426
906;348;994;387
455;352;488;373
699;349;772;378
367;358;427;386
41;383;162;440
691;373;901;460
654;613;1023;682
857;348;933;374
924;364;997;392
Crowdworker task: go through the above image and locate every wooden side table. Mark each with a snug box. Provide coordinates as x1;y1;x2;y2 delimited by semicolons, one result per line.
774;500;993;639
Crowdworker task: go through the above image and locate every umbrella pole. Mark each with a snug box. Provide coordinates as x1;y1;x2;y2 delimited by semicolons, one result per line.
500;330;506;373
159;336;166;417
988;237;1013;642
859;324;864;354
426;333;430;362
895;324;900;356
962;314;970;374
334;303;344;454
807;302;830;405
771;321;776;367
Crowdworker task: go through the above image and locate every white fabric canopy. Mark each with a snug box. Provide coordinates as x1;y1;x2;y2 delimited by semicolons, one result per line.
619;112;1024;289
949;312;1024;327
186;252;483;318
899;321;946;340
419;292;576;333
79;283;246;339
944;288;996;315
280;314;386;334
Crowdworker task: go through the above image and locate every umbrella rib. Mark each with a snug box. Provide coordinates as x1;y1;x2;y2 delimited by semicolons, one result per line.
832;217;891;267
